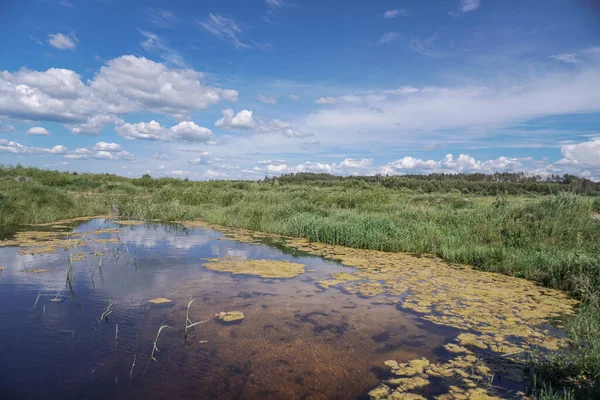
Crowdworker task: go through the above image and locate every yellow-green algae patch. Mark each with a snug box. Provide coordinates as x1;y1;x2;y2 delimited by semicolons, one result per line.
0;226;123;255
202;256;305;279
215;311;245;322
148;298;172;304
178;219;578;399
24;269;50;273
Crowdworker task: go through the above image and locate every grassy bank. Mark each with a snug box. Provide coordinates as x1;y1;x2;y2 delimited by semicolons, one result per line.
1;165;599;397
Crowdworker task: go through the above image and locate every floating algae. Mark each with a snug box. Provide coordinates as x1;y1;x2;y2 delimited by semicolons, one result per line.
0;225;123;255
215;311;244;323
178;219;578;399
148;298;172;304
202;256;305;279
24;269;51;273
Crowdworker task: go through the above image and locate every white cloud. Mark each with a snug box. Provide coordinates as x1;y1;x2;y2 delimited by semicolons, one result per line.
139;30;186;67
63;142;134;161
258;154;524;177
204;169;224;179
91;55;237;119
170;121;213;142
47;32;78;51
315;97;337;104
115;120;167;140
305;64;600;140
266;163;287;173
377;32;401;45
257;94;277;104
460;0;481;12
560;138;600;167
93;142;121;151
265;0;287;7
383;87;420;95
215;109;256;129
450;0;481;15
287;94;300;100
0;55;238;133
143;8;178;28
409;34;456;57
383;9;408;19
26;127;50;136
198;14;251;49
0;139;67;155
258;159;286;165
115;120;213;142
549;53;579;64
188;151;211;165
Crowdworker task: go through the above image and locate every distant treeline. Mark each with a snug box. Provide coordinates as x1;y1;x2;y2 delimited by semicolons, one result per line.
264;172;600;195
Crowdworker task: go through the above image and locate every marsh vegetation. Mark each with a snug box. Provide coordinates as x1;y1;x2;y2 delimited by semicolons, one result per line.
1;165;600;398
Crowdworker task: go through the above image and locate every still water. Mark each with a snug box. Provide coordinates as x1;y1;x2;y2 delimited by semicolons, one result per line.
0;218;566;399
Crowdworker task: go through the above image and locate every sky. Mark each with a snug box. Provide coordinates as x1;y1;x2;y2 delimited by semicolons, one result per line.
0;0;600;180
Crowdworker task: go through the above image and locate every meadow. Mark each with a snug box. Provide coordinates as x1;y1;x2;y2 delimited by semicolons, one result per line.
1;164;599;399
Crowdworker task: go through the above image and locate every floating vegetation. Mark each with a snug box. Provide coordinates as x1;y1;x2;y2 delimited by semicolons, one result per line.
180;220;578;398
202;256;305;279
215;311;245;323
148;298;172;304
24;269;50;273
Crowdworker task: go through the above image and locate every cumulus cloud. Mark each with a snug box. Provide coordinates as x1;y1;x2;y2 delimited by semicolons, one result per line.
257;154;524;177
215;109;256;129
26;127;50;136
0;55;238;134
115;120;213;142
63;142;134;161
559;138;600;167
47;32;78;51
93;142;121;151
0;139;67;155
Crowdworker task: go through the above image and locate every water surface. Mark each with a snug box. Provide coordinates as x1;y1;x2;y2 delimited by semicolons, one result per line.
0;218;569;399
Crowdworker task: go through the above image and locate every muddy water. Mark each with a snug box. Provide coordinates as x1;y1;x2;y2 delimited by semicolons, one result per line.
0;218;574;399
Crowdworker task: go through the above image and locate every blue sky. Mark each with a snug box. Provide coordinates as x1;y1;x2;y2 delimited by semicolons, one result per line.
1;0;600;180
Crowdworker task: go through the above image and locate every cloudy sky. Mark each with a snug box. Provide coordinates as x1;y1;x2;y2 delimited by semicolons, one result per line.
1;0;600;180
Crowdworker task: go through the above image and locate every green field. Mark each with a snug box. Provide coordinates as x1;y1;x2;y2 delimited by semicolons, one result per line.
1;164;599;398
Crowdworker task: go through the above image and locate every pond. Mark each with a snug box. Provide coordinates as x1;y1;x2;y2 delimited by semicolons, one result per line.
0;218;577;399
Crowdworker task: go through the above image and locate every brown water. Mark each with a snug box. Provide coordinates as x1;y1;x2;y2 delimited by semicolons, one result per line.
0;218;571;399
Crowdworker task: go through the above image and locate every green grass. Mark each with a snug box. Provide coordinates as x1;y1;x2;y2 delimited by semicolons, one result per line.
1;165;600;397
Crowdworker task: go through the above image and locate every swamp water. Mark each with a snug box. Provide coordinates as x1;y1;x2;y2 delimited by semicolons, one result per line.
0;218;577;399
